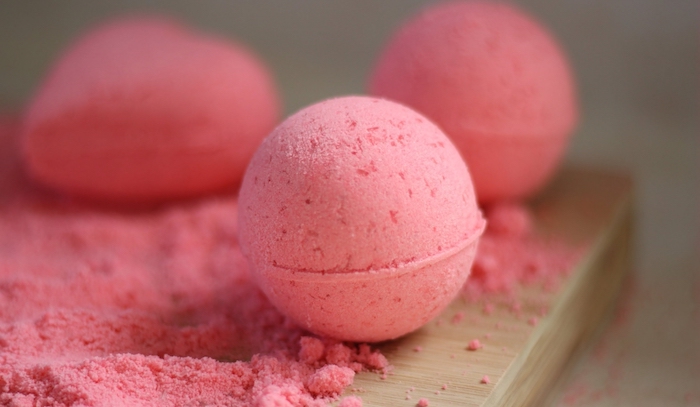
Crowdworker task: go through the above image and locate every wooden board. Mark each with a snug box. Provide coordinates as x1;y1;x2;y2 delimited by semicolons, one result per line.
344;168;634;406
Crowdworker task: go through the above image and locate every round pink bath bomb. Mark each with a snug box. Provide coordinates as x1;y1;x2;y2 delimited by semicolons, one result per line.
238;96;485;342
369;1;578;203
22;16;280;203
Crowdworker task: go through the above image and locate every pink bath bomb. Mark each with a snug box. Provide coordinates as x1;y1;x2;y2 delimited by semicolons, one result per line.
22;16;280;203
369;1;578;203
238;96;485;342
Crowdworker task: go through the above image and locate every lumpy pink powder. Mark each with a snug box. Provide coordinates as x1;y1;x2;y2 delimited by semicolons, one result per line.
463;202;582;300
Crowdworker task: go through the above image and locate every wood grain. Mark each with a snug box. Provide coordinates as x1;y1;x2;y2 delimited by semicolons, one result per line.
343;168;633;406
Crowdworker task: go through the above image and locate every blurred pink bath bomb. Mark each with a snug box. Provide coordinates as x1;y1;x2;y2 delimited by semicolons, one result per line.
369;1;578;203
22;16;280;203
238;96;485;342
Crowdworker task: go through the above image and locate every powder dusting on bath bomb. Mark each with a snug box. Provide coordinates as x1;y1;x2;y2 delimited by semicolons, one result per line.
369;1;578;203
239;96;484;342
22;16;280;204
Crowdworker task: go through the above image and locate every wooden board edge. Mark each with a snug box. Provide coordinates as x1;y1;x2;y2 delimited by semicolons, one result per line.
483;193;634;407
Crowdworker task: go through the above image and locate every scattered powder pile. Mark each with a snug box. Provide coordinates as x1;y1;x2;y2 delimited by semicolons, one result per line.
463;202;583;300
0;120;388;406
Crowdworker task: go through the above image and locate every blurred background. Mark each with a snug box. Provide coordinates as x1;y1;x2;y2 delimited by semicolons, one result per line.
0;1;697;405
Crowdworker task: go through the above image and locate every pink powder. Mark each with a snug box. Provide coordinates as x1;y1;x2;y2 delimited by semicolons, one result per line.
463;205;582;300
485;203;533;238
481;375;491;384
307;365;355;396
467;339;483;351
0;120;388;406
299;337;325;365
417;397;430;407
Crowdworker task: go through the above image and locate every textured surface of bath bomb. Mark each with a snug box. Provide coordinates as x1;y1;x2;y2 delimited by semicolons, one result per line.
369;1;578;203
22;16;280;203
238;96;485;342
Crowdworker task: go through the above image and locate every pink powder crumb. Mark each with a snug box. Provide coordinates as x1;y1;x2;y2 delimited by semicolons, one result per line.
485;203;533;238
338;396;363;407
484;333;492;339
299;336;325;364
307;365;355;396
441;384;448;390
451;311;465;324
483;303;495;315
325;342;353;366
417;397;430;407
481;375;491;384
467;339;483;351
321;343;387;373
413;346;423;352
528;317;539;326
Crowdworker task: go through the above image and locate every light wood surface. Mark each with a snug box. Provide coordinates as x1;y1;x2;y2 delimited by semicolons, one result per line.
344;169;634;406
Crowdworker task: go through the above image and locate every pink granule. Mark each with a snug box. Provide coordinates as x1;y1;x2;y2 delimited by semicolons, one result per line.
417;397;430;407
0;119;388;406
481;375;491;384
467;339;483;351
